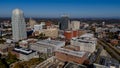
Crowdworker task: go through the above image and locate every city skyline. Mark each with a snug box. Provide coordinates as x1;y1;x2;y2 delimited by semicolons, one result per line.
0;0;120;18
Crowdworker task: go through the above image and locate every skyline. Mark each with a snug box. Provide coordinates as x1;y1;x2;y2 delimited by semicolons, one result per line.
0;0;120;18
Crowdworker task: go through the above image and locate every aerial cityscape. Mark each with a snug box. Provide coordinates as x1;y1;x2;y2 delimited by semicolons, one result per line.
0;0;120;68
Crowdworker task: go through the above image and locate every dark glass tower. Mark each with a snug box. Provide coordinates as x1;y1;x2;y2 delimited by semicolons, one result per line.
59;15;70;30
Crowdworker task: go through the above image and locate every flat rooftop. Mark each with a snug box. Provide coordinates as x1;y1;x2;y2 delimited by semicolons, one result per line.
80;33;94;38
37;39;65;46
13;47;36;55
56;48;87;57
31;42;54;48
72;33;97;44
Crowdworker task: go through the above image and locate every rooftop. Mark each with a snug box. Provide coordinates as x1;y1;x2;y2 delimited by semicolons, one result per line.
56;48;89;58
13;47;36;55
80;33;93;38
72;33;97;44
37;39;65;46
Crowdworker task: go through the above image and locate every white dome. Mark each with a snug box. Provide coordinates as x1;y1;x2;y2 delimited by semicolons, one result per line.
12;9;23;15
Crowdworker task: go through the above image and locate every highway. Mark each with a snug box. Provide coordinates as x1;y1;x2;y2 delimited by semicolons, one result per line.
98;39;120;62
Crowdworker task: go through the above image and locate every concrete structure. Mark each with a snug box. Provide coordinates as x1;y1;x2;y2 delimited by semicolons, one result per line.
43;28;58;38
11;9;27;41
30;43;54;56
12;47;36;61
30;39;65;52
71;21;80;30
30;39;65;58
34;24;43;31
71;33;97;53
55;48;90;64
33;26;58;38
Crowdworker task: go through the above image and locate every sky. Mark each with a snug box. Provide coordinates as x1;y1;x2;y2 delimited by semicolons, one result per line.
0;0;120;18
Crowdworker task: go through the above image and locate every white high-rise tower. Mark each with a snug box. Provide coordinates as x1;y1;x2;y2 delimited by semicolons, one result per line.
11;9;27;41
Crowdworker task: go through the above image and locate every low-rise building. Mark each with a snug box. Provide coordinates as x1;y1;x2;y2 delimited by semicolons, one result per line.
12;47;36;61
33;26;58;38
0;44;14;55
30;39;65;57
71;33;97;53
43;28;58;38
55;48;90;64
34;24;43;31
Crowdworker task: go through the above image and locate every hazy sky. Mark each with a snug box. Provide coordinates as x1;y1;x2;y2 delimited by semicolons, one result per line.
0;0;120;18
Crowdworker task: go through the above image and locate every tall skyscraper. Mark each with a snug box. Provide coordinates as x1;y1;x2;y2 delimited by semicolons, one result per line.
59;15;70;30
11;9;27;41
0;23;3;36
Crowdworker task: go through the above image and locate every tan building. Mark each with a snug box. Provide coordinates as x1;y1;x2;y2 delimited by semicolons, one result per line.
12;47;36;61
71;21;80;30
43;28;58;38
29;18;37;28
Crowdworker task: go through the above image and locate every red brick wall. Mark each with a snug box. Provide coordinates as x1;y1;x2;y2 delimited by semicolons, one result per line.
55;51;86;64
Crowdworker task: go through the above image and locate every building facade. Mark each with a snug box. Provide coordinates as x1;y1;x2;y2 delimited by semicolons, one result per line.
11;9;27;41
59;15;70;30
55;48;89;64
71;33;97;53
71;21;80;30
12;47;36;61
